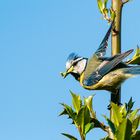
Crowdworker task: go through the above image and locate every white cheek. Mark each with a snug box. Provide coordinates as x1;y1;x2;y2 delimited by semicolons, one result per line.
66;62;71;69
74;59;87;74
78;64;84;73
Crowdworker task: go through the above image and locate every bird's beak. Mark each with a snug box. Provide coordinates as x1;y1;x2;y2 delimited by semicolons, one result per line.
60;66;74;78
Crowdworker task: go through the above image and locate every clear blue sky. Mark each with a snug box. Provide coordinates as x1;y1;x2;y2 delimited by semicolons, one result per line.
0;0;140;140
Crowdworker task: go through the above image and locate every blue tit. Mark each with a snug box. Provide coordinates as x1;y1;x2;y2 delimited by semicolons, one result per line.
61;24;140;92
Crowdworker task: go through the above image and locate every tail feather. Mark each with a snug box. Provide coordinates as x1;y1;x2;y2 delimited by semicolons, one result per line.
124;66;140;75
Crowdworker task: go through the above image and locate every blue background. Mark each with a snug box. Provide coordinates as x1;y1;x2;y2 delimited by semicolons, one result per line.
0;0;140;140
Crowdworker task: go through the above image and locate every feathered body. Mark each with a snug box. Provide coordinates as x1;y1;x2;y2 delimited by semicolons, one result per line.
61;23;140;92
80;66;140;92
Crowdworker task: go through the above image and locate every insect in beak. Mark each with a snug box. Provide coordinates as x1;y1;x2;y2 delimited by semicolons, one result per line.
60;66;74;78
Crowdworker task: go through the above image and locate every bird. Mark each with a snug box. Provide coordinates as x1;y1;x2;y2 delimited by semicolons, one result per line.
61;23;140;93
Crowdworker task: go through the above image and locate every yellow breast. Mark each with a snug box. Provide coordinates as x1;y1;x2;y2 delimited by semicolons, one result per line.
79;72;96;90
79;72;106;90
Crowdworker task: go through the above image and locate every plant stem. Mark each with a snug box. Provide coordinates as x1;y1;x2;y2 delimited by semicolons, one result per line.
111;0;123;107
110;0;123;138
80;134;85;140
78;126;85;140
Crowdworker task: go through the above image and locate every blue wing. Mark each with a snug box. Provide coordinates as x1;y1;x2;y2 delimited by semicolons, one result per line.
84;23;113;81
83;49;133;86
95;22;113;57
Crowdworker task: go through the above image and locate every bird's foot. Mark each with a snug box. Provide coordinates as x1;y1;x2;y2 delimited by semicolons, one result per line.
107;102;122;110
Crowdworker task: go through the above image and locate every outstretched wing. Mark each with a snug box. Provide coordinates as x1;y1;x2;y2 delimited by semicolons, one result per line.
84;23;113;80
83;49;133;86
95;22;113;57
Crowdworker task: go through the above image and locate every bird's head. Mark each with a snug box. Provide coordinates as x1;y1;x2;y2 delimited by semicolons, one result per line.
61;53;87;78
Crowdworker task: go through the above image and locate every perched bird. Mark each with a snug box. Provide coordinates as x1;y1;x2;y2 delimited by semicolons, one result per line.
61;24;140;93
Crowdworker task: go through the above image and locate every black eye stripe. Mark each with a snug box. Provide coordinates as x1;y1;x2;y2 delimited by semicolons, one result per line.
73;58;84;66
73;61;78;66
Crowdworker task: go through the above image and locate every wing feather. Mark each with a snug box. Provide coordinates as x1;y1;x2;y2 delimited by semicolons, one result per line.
95;22;113;57
84;23;113;80
83;49;133;86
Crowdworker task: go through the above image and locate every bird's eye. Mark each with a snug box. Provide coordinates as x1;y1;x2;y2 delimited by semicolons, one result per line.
73;61;78;66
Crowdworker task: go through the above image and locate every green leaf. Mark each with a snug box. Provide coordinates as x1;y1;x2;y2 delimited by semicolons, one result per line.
84;95;93;111
116;119;132;140
59;108;68;116
131;131;140;140
110;7;115;21
103;8;108;15
127;97;134;112
129;109;140;122
111;103;123;127
127;46;140;65
132;115;140;132
97;0;108;14
70;91;82;114
120;104;127;118
85;123;94;134
104;0;108;7
97;0;104;13
61;133;78;140
103;115;116;134
60;103;76;120
84;95;96;118
76;106;90;134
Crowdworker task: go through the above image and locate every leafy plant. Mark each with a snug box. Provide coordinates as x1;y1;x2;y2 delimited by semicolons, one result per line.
60;0;140;140
97;0;115;23
127;46;140;65
103;98;140;140
60;92;140;140
60;91;108;140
